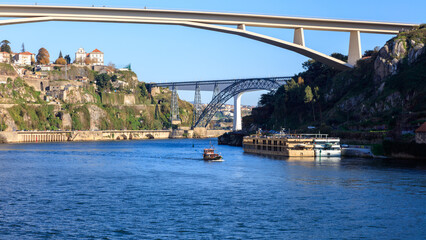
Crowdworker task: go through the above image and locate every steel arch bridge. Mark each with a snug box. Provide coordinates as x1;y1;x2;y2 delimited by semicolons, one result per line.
193;78;284;128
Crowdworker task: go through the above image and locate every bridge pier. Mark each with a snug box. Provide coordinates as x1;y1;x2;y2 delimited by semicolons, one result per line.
171;85;181;124
233;93;242;131
348;30;362;66
293;28;305;46
193;83;202;127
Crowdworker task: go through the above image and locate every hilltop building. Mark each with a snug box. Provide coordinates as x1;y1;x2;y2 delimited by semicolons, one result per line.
0;52;11;63
75;48;104;66
75;48;86;64
415;122;426;144
88;49;104;65
13;52;35;66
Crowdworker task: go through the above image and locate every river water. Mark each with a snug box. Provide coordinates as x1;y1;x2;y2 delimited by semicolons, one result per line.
0;139;424;239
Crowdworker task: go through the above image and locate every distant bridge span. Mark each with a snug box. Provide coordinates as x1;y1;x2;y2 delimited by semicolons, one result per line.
0;5;418;70
147;77;291;130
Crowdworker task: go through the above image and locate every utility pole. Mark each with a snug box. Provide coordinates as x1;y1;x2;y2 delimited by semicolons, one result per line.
65;63;68;80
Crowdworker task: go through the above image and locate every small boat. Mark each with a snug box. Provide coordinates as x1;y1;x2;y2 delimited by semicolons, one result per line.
203;148;223;161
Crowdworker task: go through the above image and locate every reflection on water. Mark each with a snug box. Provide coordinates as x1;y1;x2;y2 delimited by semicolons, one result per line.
0;139;425;239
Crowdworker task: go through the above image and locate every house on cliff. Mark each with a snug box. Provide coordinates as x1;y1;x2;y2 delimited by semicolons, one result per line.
415;122;426;144
0;52;11;63
13;51;35;66
74;48;104;66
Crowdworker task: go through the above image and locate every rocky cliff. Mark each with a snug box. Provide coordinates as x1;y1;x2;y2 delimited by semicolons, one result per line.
247;25;426;137
0;66;194;131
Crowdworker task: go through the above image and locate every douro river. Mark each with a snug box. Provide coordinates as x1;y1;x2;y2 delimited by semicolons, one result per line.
0;139;425;239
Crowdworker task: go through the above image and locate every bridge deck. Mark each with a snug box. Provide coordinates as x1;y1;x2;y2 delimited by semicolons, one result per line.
0;5;417;33
147;76;291;91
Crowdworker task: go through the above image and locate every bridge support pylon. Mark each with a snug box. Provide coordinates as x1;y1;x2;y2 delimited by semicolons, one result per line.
192;83;202;127
293;27;305;46
171;85;181;125
348;30;362;66
233;93;242;131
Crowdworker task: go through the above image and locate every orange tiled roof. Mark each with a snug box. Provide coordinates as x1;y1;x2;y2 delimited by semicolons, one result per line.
91;49;103;53
415;122;426;133
19;51;33;55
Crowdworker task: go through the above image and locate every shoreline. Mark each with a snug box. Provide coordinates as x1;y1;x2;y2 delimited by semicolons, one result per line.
0;129;229;144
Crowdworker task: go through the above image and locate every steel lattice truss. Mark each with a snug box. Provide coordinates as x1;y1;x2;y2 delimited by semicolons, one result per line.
170;86;179;122
193;78;283;128
192;84;202;125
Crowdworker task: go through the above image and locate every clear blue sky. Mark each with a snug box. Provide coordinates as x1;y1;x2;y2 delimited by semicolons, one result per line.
1;0;425;105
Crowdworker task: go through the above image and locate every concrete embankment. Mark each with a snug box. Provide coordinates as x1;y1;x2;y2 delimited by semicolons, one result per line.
0;128;230;143
0;130;171;143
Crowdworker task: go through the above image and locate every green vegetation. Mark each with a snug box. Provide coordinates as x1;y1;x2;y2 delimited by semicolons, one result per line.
0;63;16;76
0;40;11;53
250;27;426;138
0;78;43;104
7;104;61;130
69;105;90;130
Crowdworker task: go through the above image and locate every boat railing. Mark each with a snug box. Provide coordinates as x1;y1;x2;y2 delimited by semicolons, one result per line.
245;133;333;139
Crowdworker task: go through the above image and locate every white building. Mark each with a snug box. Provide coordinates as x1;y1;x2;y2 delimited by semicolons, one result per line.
14;52;35;66
0;52;11;63
87;49;104;65
75;47;86;64
74;48;104;66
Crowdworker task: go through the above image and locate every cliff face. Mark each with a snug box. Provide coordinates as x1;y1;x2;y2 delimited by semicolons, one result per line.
374;30;425;84
0;66;194;131
248;25;426;134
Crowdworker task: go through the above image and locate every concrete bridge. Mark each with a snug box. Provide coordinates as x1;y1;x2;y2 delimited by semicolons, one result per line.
147;76;291;130
0;5;417;70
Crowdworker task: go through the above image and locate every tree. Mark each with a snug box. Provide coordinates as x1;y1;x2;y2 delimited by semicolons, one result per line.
304;86;313;104
313;86;320;122
297;76;304;85
84;57;92;65
64;55;71;64
0;40;11;53
259;91;275;107
36;48;50;64
55;57;67;65
107;62;116;71
304;86;316;121
21;43;25;52
95;73;112;91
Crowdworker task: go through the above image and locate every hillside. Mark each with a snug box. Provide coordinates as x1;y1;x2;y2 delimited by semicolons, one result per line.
245;25;426;140
0;65;193;131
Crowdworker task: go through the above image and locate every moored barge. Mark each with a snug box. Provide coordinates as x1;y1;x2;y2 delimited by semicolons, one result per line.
243;132;340;157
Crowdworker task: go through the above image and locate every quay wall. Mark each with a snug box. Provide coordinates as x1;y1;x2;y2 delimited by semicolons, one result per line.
0;130;172;143
0;129;228;144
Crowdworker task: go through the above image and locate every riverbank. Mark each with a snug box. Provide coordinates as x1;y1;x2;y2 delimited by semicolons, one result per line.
0;129;229;143
218;131;426;160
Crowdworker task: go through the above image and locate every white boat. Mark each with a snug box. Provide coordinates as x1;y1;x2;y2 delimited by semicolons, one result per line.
313;138;341;157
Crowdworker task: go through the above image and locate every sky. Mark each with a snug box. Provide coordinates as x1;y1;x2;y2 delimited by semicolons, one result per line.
1;0;424;105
